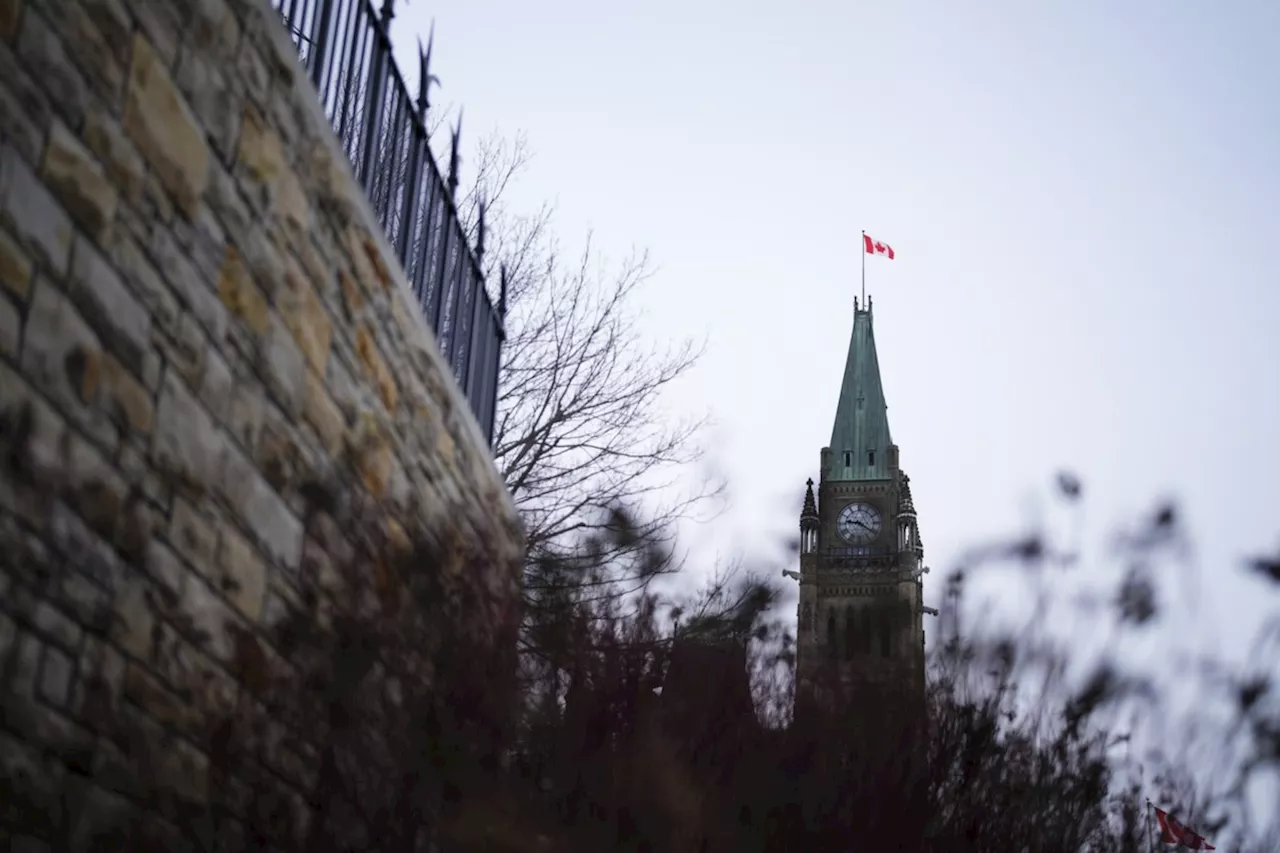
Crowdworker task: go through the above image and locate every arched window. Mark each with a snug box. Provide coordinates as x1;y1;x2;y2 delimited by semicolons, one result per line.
826;613;837;659
800;603;813;634
879;609;892;658
844;607;856;660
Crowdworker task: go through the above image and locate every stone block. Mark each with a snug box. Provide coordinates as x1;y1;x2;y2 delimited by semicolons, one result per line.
109;233;178;337
0;227;32;299
179;573;239;664
68;237;150;368
80;0;131;63
279;257;332;374
42;121;119;241
151;371;224;496
84;107;146;206
217;526;268;621
37;644;73;706
216;244;269;335
143;539;186;599
174;39;241;164
236;106;310;230
59;428;129;542
97;353;155;437
48;500;122;589
16;8;89;129
20;278;120;449
146;226;227;340
32;601;81;651
0;47;48;166
227;380;265;452
1;145;74;278
355;325;399;413
259;313;306;417
110;568;157;660
304;370;345;456
169;500;217;576
123;33;209;218
217;443;303;570
44;0;125;106
131;0;183;69
58;570;109;633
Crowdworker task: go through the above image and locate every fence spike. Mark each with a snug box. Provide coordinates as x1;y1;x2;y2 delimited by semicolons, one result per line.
417;21;439;116
379;0;396;27
476;196;488;267
447;107;463;195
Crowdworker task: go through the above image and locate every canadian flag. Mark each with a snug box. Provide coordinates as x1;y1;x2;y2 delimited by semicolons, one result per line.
863;233;895;260
1153;806;1216;850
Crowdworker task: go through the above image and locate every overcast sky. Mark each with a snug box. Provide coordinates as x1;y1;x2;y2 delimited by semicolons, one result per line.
389;0;1277;706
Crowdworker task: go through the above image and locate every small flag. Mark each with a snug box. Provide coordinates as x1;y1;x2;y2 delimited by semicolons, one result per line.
1153;806;1216;850
863;233;896;260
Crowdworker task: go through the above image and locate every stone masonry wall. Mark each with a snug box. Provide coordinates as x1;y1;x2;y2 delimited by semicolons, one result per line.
0;0;523;845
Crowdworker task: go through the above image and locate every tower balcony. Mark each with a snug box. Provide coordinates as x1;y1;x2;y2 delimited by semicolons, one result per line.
821;546;900;571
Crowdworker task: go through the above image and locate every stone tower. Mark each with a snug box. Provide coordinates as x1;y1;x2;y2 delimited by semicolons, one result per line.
791;300;930;713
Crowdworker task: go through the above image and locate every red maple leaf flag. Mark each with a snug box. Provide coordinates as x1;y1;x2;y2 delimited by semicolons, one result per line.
863;233;896;260
1153;806;1216;850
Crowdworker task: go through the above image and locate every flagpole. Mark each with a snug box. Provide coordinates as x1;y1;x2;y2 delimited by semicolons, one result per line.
1145;799;1156;853
861;229;866;306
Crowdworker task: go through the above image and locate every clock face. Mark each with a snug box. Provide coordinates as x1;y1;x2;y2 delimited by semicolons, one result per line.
837;502;882;544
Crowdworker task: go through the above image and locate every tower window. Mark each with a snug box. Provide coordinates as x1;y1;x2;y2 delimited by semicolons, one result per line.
868;450;875;466
843;451;852;468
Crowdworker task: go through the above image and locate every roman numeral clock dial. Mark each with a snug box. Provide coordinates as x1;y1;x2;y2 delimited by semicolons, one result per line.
837;502;882;545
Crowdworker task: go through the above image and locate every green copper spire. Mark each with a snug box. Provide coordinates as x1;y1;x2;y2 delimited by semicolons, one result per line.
825;302;893;481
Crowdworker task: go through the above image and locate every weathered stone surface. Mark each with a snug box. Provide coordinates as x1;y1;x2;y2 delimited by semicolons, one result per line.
38;645;74;706
355;325;399;413
304;370;345;456
44;0;125;105
1;145;74;277
0;227;31;299
69;237;150;368
175;42;242;163
16;9;89;129
80;0;132;61
236;107;309;230
123;33;210;217
279;258;332;374
151;371;224;495
110;234;178;336
146;226;227;341
48;500;122;589
217;526;268;620
20;278;120;449
0;46;48;165
259;313;306;416
42;122;119;240
217;443;302;570
216;244;269;335
178;573;240;663
169;497;219;571
226;381;265;452
0;4;524;841
97;353;155;437
84;108;146;206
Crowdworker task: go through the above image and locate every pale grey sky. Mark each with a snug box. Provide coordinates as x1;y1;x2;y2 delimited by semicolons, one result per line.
389;1;1279;682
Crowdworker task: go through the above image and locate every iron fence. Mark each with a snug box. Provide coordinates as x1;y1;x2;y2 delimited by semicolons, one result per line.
271;0;505;445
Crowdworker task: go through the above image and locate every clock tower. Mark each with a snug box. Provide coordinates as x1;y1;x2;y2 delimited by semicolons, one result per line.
792;299;930;715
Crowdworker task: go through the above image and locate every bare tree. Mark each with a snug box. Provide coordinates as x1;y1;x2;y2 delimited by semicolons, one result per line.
448;132;721;608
